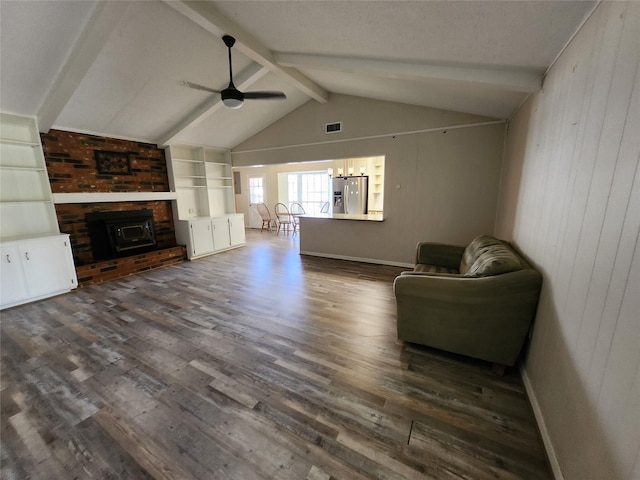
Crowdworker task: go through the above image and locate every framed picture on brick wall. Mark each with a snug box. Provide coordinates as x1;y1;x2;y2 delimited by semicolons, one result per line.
95;150;132;175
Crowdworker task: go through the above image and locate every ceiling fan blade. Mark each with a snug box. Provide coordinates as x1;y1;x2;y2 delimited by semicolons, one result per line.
181;81;221;94
243;91;287;100
187;35;286;108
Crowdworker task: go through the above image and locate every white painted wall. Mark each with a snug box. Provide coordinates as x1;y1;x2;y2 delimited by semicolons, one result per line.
232;94;506;265
495;3;639;479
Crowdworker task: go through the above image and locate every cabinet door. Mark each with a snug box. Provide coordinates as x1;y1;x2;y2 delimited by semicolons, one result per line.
190;220;214;257
0;244;29;307
229;216;245;246
20;236;76;299
211;217;231;251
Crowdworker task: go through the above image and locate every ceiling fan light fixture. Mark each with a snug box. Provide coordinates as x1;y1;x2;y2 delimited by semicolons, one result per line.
221;86;243;109
222;97;243;109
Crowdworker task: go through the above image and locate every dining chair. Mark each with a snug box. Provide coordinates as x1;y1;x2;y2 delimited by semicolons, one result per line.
274;202;294;235
255;203;275;232
289;202;305;232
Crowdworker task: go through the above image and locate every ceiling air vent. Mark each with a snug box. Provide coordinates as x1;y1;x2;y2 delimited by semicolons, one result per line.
325;122;342;134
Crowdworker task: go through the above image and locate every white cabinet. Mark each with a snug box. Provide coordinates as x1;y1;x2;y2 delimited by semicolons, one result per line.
165;143;245;260
229;214;246;246
211;215;246;251
0;244;29;306
175;215;245;260
190;219;215;258
1;235;78;309
211;217;231;251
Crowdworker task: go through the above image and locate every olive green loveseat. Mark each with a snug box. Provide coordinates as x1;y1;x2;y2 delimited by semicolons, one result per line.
393;235;542;366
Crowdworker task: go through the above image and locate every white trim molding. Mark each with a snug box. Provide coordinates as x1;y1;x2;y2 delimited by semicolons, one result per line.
300;250;413;269
520;366;564;480
52;192;178;204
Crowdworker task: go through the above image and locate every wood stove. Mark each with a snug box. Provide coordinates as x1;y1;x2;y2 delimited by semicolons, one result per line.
86;209;157;261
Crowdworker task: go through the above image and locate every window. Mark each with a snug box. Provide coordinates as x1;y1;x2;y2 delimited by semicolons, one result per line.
286;171;330;215
249;176;264;204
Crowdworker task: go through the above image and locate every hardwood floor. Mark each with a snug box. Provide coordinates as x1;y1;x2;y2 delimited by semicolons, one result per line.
1;229;551;479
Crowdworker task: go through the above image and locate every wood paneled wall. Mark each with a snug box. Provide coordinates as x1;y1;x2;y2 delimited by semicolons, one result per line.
495;3;639;479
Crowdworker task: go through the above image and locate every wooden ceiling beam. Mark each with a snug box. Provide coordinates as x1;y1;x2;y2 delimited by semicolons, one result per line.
275;53;542;93
37;1;130;132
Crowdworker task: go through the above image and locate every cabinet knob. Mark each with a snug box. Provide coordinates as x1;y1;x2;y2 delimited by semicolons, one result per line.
6;254;10;263
25;252;30;261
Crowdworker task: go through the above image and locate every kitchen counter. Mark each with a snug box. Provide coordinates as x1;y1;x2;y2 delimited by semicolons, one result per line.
300;212;384;222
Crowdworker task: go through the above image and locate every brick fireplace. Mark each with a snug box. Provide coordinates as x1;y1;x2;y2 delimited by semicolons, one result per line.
41;130;186;286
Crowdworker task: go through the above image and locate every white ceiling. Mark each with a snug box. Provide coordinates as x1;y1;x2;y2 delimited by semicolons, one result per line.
0;0;596;149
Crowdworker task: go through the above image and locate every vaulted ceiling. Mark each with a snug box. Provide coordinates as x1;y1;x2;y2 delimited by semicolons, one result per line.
0;0;596;149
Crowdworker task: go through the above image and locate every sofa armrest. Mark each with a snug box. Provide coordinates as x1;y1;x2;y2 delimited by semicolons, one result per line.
415;242;465;270
393;269;542;365
395;269;540;299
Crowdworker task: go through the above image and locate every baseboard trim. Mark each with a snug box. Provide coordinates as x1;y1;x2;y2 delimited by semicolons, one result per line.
520;366;564;480
300;250;413;268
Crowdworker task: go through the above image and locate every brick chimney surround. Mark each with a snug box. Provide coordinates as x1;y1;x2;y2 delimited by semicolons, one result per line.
41;129;186;286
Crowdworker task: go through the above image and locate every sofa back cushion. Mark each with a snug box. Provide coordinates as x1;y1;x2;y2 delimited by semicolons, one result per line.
460;235;523;277
459;235;501;273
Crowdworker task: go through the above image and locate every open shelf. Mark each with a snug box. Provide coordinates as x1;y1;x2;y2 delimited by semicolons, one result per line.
0;112;59;242
166;143;236;220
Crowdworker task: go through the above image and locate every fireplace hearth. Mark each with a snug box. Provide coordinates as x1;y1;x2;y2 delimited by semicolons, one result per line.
86;209;157;261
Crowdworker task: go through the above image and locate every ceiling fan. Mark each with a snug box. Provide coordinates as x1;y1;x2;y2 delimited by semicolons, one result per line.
182;34;286;109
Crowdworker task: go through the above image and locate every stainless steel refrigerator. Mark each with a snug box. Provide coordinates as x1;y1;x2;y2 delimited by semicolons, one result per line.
332;176;368;214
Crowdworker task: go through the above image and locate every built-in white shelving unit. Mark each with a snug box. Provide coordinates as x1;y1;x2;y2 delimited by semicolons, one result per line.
0;112;60;240
165;144;244;260
0;112;77;309
370;160;385;213
340;156;384;214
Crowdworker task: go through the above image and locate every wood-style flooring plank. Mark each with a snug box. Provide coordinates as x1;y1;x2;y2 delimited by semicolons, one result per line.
0;230;551;479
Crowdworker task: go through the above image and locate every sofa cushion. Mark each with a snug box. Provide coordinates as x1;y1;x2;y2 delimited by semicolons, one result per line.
459;235;523;277
414;264;459;274
459;235;504;274
464;244;523;277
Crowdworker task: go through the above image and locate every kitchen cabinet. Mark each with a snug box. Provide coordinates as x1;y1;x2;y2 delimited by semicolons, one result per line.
1;234;78;309
368;160;384;213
